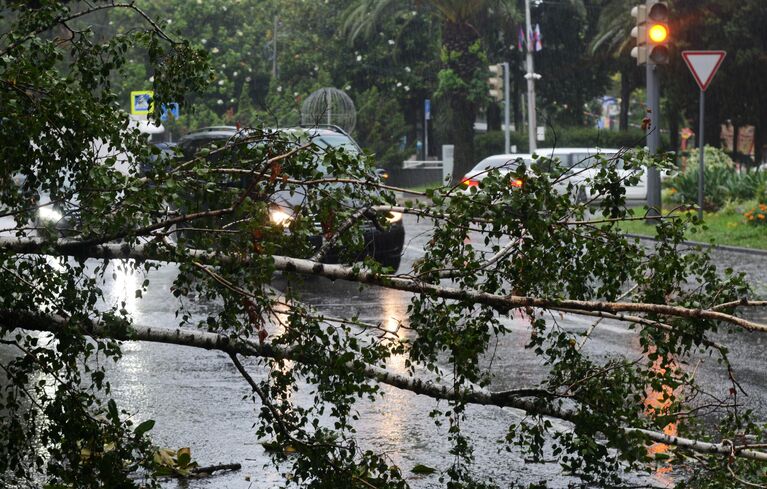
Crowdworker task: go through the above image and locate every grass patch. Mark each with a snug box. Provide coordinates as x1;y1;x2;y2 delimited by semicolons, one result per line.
616;205;767;250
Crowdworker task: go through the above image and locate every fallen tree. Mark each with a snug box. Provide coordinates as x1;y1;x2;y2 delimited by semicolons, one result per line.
2;2;767;488
5;309;767;465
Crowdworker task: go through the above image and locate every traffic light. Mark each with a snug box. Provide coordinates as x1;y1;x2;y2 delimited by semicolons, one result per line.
631;1;669;65
646;1;669;64
488;64;504;102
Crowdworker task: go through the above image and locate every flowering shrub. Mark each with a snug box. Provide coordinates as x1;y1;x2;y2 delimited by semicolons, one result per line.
744;204;767;225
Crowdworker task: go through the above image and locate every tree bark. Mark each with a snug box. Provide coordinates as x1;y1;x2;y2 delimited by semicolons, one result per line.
1;237;765;333
6;309;767;463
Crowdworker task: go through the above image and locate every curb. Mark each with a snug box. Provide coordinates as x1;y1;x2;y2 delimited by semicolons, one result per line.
625;233;767;257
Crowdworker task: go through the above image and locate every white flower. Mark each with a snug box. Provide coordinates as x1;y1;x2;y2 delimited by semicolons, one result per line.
217;99;224;105
388;39;395;45
313;66;319;72
277;86;283;93
237;30;243;37
211;47;220;54
149;76;154;83
245;76;252;82
404;85;410;91
293;92;299;97
230;98;236;103
344;85;351;90
166;19;172;24
221;63;226;68
356;55;362;62
233;71;238;77
201;39;207;45
396;82;402;87
405;66;411;73
218;80;225;86
222;6;227;11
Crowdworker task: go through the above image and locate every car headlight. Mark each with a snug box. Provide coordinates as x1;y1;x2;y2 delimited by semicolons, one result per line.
386;211;403;224
269;207;293;227
37;206;63;224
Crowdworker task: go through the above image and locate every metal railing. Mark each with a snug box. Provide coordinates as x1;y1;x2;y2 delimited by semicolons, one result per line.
402;160;443;170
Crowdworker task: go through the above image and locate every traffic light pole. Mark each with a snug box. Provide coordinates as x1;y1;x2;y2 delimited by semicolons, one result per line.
646;63;662;219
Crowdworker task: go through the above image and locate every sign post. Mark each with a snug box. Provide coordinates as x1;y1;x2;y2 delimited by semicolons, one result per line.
682;50;726;221
424;99;431;160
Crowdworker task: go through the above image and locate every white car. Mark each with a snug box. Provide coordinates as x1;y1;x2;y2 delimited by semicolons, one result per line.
461;148;647;203
460;153;533;191
535;147;647;202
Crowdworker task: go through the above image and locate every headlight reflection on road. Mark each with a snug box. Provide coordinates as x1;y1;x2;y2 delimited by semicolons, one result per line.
269;207;293;227
386;211;403;224
37;206;63;224
107;259;142;321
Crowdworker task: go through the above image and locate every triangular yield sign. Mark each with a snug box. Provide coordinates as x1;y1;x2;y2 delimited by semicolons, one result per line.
682;51;726;92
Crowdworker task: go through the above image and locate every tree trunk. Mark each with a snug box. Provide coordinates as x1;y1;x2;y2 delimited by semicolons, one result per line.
487;103;501;131
619;67;631;131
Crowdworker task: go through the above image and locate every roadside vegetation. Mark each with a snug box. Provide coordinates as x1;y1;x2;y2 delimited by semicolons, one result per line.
618;147;767;249
619;204;767;250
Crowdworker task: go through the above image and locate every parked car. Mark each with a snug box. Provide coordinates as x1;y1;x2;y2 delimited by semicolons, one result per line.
175;125;405;271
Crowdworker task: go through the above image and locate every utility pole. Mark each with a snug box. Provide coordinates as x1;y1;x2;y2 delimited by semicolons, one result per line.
272;16;278;79
524;0;537;154
424;99;431;158
503;62;511;154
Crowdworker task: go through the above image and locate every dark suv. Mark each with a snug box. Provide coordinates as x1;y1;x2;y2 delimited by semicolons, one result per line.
175;125;405;271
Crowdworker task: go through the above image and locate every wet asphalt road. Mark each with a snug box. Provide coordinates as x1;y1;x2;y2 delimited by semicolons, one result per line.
2;213;767;488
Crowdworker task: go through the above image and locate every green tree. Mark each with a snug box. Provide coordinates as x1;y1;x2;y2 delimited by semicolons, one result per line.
533;0;612;127
345;0;517;180
4;2;767;488
590;0;644;131
666;0;767;164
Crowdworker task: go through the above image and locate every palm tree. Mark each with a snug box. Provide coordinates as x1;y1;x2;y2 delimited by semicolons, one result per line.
590;0;640;131
343;0;516;182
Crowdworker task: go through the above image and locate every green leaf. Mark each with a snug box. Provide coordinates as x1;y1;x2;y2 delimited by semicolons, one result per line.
411;464;436;475
134;419;155;437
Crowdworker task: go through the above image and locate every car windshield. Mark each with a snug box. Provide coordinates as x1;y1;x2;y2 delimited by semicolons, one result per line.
470;156;531;174
570;152;623;169
311;134;360;154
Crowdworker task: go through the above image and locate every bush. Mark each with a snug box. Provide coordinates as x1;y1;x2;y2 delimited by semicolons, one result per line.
667;166;732;211
667;166;767;211
474;127;669;162
681;145;734;172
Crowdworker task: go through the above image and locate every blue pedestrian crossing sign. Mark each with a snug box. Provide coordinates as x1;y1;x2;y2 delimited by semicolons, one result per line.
161;103;180;121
